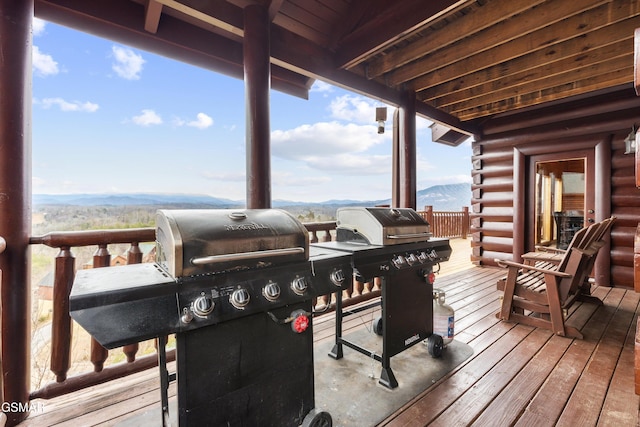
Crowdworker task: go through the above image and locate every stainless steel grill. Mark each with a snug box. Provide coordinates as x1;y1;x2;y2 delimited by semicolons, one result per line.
335;207;432;245
312;207;451;389
70;208;345;427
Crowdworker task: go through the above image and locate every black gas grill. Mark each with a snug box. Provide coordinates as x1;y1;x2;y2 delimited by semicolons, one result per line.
71;209;348;427
311;207;451;389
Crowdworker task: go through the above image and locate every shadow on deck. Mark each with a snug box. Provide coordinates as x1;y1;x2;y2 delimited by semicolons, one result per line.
21;238;640;426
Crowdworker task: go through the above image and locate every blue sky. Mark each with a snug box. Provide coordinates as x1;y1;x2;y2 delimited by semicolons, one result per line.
31;18;472;203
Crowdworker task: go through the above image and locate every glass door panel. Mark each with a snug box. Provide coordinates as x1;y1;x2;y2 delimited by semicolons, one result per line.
534;158;586;249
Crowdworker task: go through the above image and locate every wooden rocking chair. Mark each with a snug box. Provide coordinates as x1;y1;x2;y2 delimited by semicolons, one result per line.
521;217;616;303
495;221;608;339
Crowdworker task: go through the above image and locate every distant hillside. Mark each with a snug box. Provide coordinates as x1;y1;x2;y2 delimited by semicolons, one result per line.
33;193;241;207
33;183;471;212
416;183;472;211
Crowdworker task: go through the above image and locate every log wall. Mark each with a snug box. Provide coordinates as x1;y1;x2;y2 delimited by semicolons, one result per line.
472;87;640;288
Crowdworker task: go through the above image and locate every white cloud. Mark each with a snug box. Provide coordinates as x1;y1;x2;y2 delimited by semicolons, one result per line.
272;121;383;160
32;46;59;77
271;121;391;174
132;109;162;126
111;46;145;80
38;97;99;112
310;81;333;95
187;113;214;129
303;153;391;174
201;171;245;181
272;172;332;187
329;94;387;125
32;18;46;37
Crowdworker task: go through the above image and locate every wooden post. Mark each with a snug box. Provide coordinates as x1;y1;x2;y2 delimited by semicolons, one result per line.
594;136;612;287
392;109;400;208
0;0;33;424
462;206;469;239
0;236;4;424
244;4;271;209
425;206;434;232
50;248;75;382
399;90;417;209
634;27;639;96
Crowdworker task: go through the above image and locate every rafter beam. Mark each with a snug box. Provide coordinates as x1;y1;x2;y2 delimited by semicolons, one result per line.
35;0;310;99
144;0;163;33
388;0;612;88
334;0;466;70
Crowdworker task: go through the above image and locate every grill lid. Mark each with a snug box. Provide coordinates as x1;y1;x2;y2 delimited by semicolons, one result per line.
336;207;431;245
156;209;309;277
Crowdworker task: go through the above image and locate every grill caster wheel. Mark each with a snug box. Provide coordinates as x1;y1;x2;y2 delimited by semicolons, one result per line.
373;317;383;336
301;409;332;427
427;334;444;358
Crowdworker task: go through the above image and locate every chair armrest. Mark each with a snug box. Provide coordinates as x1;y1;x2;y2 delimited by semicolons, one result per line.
494;259;573;278
534;246;566;254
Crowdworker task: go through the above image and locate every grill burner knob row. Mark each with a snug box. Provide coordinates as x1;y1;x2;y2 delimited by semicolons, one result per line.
192;293;215;318
230;288;250;309
262;281;281;301
392;255;407;269
291;277;308;296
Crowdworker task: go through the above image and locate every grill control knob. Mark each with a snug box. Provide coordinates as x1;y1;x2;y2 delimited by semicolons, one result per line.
406;253;418;265
392;255;406;269
330;269;346;286
230;288;250;309
291;277;308;296
417;252;428;263
262;281;281;302
192;293;215;318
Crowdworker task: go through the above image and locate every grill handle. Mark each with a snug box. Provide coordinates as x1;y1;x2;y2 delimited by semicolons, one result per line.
191;247;305;266
386;232;432;239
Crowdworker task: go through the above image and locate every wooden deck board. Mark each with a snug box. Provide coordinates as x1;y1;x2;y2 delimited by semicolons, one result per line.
20;239;640;426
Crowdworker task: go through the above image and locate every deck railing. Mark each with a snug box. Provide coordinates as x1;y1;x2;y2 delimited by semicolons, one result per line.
19;207;469;402
421;206;470;239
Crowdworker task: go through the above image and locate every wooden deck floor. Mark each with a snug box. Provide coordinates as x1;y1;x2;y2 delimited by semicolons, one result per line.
21;238;640;426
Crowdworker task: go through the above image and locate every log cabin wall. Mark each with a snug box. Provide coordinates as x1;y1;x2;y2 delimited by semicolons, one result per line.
471;87;640;288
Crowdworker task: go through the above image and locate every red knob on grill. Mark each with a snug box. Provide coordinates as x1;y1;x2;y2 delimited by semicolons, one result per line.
427;272;436;285
292;313;309;333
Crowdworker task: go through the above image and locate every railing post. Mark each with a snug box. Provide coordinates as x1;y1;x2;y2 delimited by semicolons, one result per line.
122;243;143;362
90;245;110;372
425;206;434;234
50;247;75;382
462;206;469;239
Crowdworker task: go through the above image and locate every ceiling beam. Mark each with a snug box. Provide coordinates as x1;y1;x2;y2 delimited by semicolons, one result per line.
447;54;633;115
267;0;284;21
334;0;466;70
365;0;546;80
427;37;633;110
35;0;310;99
144;0;163;34
388;0;611;88
453;68;634;121
411;3;638;97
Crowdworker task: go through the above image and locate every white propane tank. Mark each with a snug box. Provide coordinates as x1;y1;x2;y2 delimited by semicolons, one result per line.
432;288;454;346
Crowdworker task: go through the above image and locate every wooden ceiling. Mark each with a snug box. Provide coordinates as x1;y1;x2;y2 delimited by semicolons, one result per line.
35;0;640;135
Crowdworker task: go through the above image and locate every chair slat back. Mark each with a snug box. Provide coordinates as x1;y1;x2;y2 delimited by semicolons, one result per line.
556;217;615;301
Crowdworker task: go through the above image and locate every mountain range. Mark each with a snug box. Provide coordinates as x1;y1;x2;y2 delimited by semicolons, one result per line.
33;183;471;211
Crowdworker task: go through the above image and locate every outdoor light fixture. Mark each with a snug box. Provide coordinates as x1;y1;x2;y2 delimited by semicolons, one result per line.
624;125;637;155
376;107;387;134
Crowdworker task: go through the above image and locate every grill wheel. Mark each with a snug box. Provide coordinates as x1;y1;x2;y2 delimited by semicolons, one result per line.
301;409;333;427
